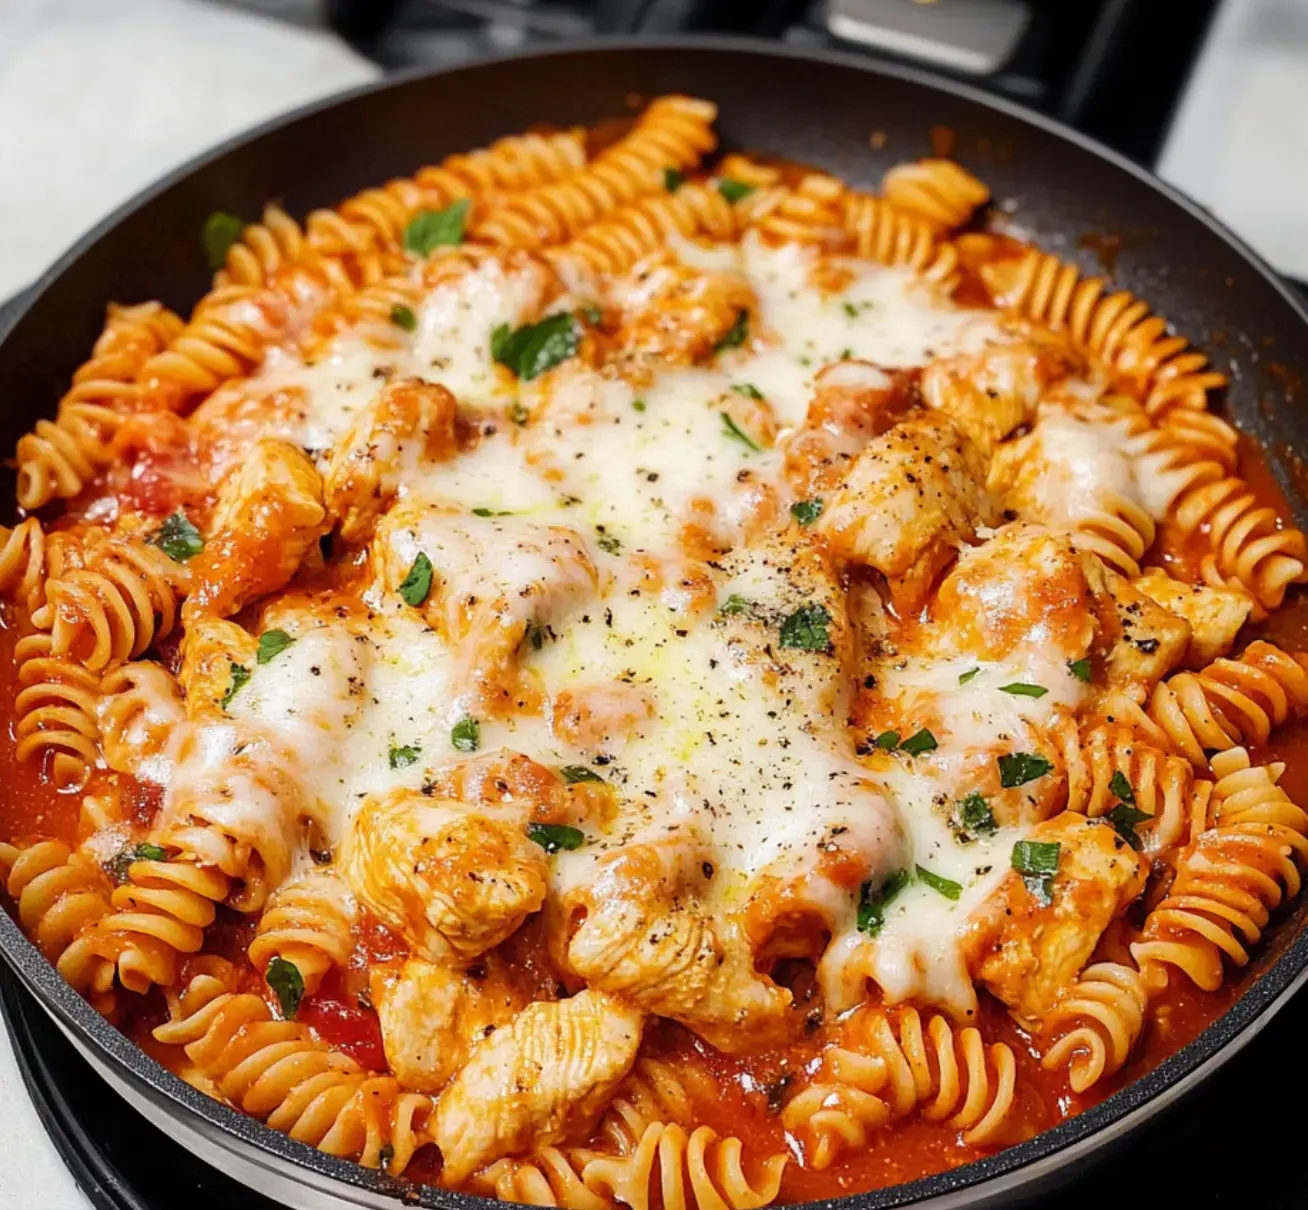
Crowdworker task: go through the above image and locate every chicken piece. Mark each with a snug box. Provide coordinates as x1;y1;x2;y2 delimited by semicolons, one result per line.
552;682;657;751
962;812;1148;1024
185;438;328;620
342;790;547;964
1084;559;1191;693
921;329;1076;454
323;378;458;544
1133;569;1252;668
817;414;992;612
609;250;758;366
178;617;259;721
553;843;793;1053
373;503;598;715
433;988;644;1183
370;956;538;1094
188;381;312;482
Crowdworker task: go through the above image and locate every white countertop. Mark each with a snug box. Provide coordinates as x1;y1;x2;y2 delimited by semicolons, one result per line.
0;1;1306;1207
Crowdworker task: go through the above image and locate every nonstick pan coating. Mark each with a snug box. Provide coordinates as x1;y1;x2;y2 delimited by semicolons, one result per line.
2;37;1308;1210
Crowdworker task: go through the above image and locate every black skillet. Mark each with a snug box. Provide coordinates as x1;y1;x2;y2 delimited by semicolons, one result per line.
2;38;1308;1210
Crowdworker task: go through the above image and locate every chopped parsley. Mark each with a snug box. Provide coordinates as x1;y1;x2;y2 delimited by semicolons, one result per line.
1068;658;1093;683
451;716;480;753
107;841;168;883
718;594;751;616
732;383;763;400
256;629;294;665
149;511;205;563
958;667;980;685
1107;801;1152;850
1110;770;1136;805
201;211;244;270
402;198;469;256
528;822;585;853
390;303;417;331
998;752;1053;789
664;167;685;193
999;682;1048;699
596;530;622;555
721;412;760;452
899;728;938;756
266;956;305;1020
790;498;824;527
560;765;603;784
717;178;756;203
779;603;832;652
388;743;422;769
714;309;750;352
1011;840;1061;907
509;401;529;425
954;793;997;840
842;301;859;319
471;507;514;517
492;313;579;381
632;399;647;413
916;865;962;901
398;552;433;607
873;730;900;751
221;662;250;712
857;868;910;934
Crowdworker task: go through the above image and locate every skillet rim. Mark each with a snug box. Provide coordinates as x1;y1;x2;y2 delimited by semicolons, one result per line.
3;34;1308;1210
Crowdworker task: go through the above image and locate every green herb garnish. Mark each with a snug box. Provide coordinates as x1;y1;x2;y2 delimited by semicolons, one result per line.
998;752;1054;789
451;716;480;753
732;383;763;401
718;594;751;616
492;313;579;381
201;211;244;270
873;730;900;751
266;956;304;1019
596;531;622;555
916;865;962;901
664;168;685;193
842;301;859;319
149;511;205;563
958;667;980;685
632;399;647;413
1109;770;1136;805
389;743;422;770
857;868;910;934
390;303;417;331
790;498;824;527
955;793;997;840
221;662;250;712
715;309;750;352
721;412;760;452
256;629;294;665
509;401;530;425
1011;839;1061;907
1107;801;1152;850
398;552;433;607
107;841;169;883
779;603;832;652
899;728;938;756
717;178;756;204
560;765;603;784
1068;658;1093;683
528;822;585;853
403;198;469;256
999;682;1048;699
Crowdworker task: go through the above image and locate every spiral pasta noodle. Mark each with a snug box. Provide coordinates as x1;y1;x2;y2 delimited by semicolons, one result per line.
880;159;990;232
0;518;47;614
31;537;186;672
781;1007;1017;1169
473;96;716;251
581;1123;787;1210
1069;494;1157;579
475;1149;610;1210
14;633;102;791
15;301;184;509
842;190;959;283
247;868;354;995
1041;962;1150;1092
597;1058;714;1152
154;962;432;1173
0;838;116;1012
1131;748;1308;991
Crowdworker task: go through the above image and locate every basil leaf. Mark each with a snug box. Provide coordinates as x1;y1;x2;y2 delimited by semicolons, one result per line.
390;303;417;331
1107;801;1152;850
998;752;1053;788
916;864;962;901
256;629;294;665
664;168;685;193
873;730;900;752
717;178;756;203
732;383;763;401
1068;658;1092;683
999;682;1048;699
528;822;585;853
955;793;997;839
560;765;603;784
779;603;832;652
721;412;760;453
790;498;824;527
857;868;909;934
492;313;579;381
107;841;169;883
1109;770;1136;805
403;198;469;256
221;662;251;712
899;728;937;756
149;511;205;563
399;552;433;607
1011;840;1061;876
718;594;751;616
451;716;480;753
201;211;244;271
266;956;304;1020
714;309;750;352
958;667;980;685
389;743;422;770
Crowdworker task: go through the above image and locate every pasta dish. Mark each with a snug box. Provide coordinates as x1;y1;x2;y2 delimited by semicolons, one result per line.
3;95;1307;1207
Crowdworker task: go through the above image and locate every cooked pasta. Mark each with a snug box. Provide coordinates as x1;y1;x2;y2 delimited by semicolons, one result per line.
2;101;1308;1208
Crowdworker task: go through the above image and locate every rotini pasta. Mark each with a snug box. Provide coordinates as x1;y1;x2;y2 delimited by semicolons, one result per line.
248;867;354;995
1040;962;1150;1092
14;632;102;790
880;158;991;232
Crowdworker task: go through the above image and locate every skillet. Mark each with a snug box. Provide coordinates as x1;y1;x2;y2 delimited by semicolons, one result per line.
2;36;1308;1210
